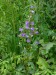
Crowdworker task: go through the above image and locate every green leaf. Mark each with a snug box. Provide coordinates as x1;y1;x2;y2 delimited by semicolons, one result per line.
36;57;49;70
45;42;54;50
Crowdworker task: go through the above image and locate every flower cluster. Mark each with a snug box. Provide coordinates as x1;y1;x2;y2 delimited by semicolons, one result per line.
19;5;39;44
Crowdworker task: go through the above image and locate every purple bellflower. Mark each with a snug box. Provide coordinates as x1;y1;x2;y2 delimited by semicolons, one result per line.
30;27;34;31
19;28;23;32
26;39;30;43
21;33;26;37
25;21;29;26
25;25;29;29
31;22;34;25
25;21;29;29
35;31;39;34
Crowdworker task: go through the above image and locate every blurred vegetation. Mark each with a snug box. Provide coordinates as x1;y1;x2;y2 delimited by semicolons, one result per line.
0;0;56;75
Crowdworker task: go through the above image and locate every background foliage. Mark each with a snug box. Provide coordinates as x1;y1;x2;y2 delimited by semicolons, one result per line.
0;0;56;75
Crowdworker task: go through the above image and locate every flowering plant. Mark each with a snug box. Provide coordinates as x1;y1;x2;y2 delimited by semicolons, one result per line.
19;5;39;50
